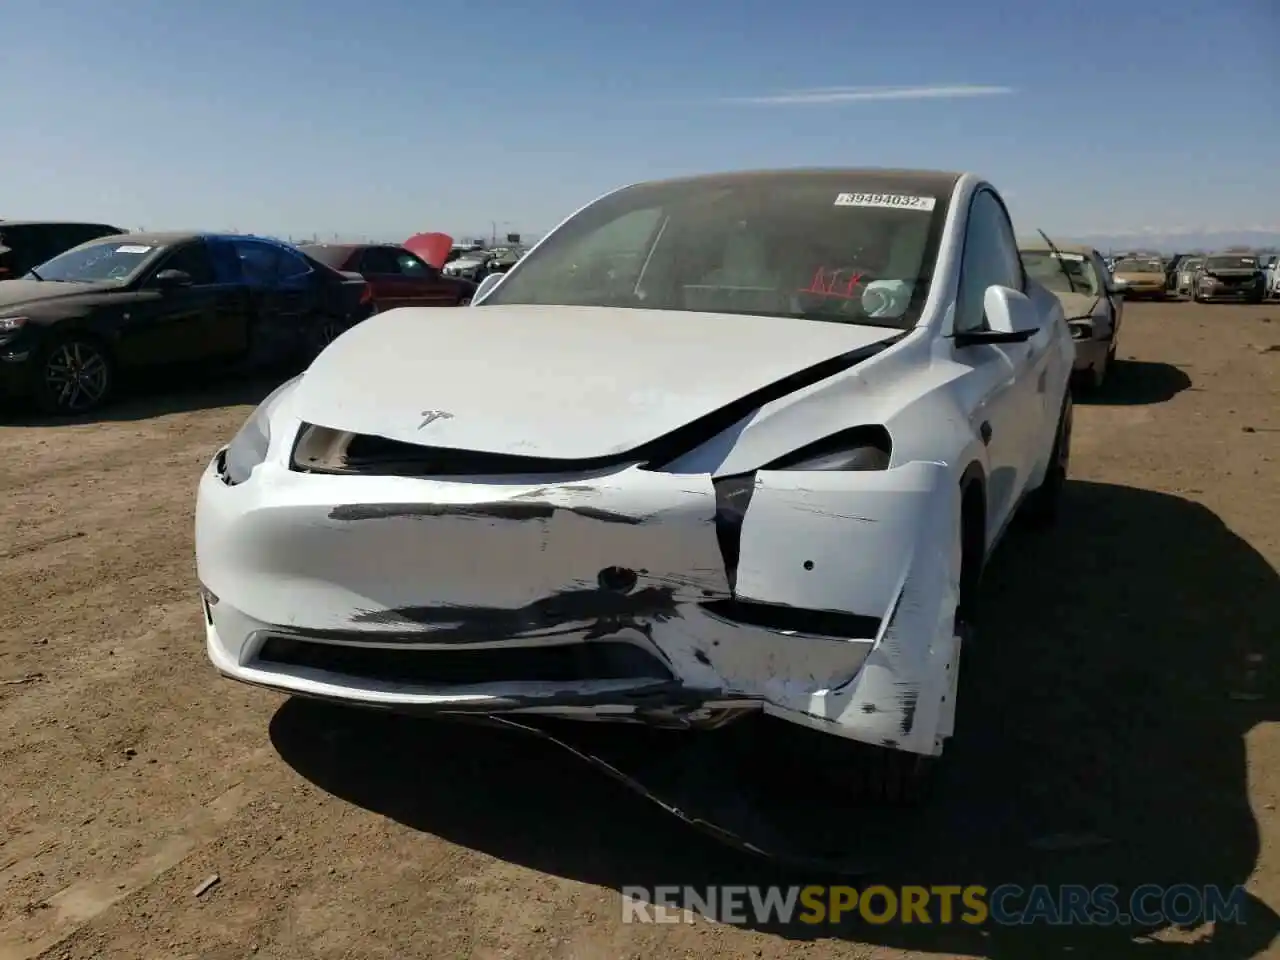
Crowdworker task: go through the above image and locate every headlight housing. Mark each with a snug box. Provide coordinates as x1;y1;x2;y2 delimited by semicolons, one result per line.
0;316;28;333
1067;317;1093;340
761;425;892;471
220;375;302;485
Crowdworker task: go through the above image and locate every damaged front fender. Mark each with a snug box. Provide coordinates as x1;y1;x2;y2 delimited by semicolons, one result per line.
733;460;962;756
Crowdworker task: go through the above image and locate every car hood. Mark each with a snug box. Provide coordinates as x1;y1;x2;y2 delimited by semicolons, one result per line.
1115;270;1163;283
1051;291;1102;319
0;278;122;312
290;304;902;460
403;233;455;270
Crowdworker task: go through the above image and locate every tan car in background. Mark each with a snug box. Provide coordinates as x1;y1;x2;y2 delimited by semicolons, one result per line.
1020;239;1124;390
1111;255;1167;300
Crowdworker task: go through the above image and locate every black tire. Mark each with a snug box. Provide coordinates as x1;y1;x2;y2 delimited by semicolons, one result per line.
1022;392;1072;528
34;334;115;415
304;316;344;362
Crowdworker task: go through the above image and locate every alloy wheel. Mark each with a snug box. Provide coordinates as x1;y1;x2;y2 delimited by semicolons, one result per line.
44;341;110;413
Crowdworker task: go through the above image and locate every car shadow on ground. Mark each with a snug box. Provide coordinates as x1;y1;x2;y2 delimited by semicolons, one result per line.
1077;360;1192;406
271;480;1280;957
0;367;286;425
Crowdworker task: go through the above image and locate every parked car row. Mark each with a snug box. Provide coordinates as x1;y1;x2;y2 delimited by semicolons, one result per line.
0;222;496;414
1101;250;1276;303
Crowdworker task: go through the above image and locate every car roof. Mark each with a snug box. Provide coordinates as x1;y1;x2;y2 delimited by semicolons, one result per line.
622;167;965;199
0;220;124;229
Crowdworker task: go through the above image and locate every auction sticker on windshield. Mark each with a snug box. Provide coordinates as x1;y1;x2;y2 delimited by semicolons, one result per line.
834;193;936;211
116;245;153;254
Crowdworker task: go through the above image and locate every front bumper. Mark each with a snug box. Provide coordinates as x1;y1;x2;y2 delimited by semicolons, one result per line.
196;454;963;756
1072;338;1109;371
1198;283;1262;301
0;334;38;400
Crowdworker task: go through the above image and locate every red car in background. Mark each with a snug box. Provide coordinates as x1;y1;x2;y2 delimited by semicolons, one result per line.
298;241;476;310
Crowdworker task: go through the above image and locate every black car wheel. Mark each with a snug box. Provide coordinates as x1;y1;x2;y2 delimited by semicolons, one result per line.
36;336;114;415
304;316;345;362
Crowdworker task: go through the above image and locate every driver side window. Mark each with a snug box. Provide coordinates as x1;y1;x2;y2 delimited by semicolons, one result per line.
153;242;216;286
955;189;1023;333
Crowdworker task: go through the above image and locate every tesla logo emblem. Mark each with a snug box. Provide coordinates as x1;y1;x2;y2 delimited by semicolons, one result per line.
418;410;454;429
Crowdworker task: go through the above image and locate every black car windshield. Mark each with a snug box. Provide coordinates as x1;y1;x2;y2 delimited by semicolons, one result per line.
480;175;949;329
31;240;160;283
1115;259;1163;273
1020;250;1102;296
1205;255;1258;270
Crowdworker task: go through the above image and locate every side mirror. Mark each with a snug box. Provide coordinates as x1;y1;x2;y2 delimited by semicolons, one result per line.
153;269;192;289
955;285;1039;346
473;272;503;304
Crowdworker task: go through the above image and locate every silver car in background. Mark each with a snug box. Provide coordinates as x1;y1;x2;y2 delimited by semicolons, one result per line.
1020;239;1124;391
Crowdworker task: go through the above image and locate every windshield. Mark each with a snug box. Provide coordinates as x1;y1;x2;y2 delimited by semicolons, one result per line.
1114;258;1163;273
1020;250;1101;296
1182;258;1203;271
1205;255;1258;271
30;240;159;283
480;174;949;329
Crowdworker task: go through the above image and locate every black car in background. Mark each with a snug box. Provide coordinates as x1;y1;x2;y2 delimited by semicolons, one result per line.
0;221;126;281
1193;253;1267;304
0;232;374;414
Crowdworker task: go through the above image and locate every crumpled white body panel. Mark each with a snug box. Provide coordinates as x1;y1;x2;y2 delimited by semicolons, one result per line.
197;451;962;756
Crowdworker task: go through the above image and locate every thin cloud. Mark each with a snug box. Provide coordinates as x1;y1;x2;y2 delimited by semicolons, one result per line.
721;84;1014;105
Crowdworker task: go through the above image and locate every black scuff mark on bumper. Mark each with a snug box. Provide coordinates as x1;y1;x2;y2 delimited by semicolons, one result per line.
327;502;645;525
351;583;683;643
897;687;919;735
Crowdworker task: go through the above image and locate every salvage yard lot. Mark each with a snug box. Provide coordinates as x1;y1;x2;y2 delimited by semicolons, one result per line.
2;302;1279;958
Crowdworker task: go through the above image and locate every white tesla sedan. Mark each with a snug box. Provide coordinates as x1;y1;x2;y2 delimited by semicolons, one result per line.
195;168;1074;803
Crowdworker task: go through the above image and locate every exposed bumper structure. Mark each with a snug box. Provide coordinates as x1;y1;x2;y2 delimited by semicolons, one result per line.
196;452;963;757
1072;338;1109;372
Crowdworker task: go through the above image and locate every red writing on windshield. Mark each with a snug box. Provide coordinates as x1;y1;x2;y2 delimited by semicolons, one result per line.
800;266;864;300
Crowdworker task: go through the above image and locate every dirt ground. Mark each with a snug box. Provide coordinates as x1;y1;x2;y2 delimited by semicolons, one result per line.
1;301;1278;959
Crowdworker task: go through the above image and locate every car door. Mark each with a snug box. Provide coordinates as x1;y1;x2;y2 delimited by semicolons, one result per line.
358;247;415;309
127;240;249;365
394;249;456;305
1090;250;1122;335
948;188;1048;544
232;238;318;343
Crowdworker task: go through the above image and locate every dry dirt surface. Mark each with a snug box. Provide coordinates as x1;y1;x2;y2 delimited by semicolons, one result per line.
1;302;1278;959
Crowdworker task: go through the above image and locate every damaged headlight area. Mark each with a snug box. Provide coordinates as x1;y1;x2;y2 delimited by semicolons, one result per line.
1066;317;1093;340
217;375;302;485
712;425;892;591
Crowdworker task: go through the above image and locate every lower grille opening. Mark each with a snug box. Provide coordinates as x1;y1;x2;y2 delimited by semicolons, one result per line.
255;637;675;687
700;599;880;639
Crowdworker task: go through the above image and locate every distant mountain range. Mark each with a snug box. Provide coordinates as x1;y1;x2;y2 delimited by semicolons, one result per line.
1055;229;1280;255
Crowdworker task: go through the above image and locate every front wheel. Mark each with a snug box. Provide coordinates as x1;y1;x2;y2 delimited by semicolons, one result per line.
34;335;115;415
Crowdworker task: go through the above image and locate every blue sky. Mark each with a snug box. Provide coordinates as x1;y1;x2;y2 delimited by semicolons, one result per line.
4;0;1277;246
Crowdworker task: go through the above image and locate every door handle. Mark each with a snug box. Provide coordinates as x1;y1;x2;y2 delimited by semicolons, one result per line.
979;421;992;445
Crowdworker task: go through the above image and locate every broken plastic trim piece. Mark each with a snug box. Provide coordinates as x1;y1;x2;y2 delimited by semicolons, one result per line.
464;714;877;876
